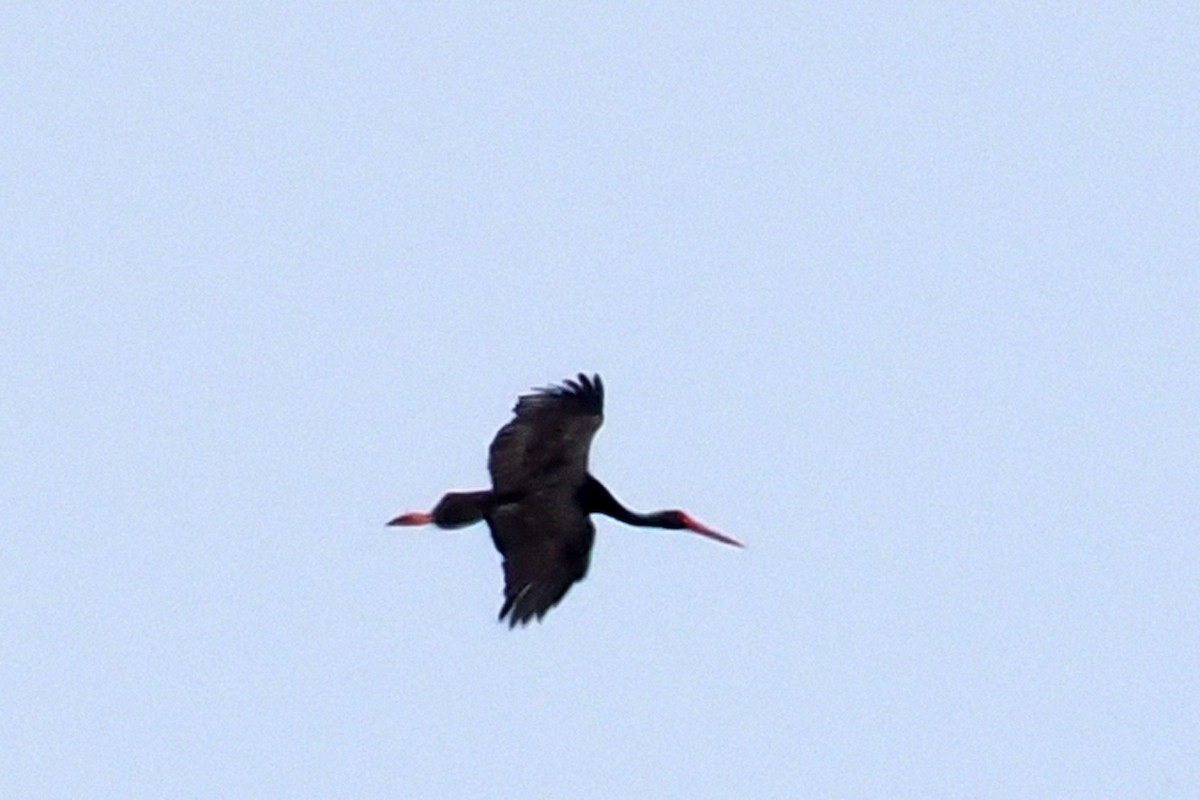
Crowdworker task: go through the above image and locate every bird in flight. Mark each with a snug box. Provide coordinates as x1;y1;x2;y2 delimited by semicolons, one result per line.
388;373;743;627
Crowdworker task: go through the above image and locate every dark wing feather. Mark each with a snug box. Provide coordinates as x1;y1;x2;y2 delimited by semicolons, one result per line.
485;374;604;626
487;373;604;496
490;498;594;627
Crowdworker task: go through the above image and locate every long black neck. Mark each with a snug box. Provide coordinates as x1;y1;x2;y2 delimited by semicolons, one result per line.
581;474;668;528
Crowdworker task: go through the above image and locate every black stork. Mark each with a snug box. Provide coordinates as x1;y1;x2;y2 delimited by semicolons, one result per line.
388;373;743;627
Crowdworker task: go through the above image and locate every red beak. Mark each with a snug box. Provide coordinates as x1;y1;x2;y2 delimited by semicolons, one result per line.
679;513;744;548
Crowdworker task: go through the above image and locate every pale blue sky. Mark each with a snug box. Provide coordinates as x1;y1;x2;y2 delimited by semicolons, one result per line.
3;4;1197;797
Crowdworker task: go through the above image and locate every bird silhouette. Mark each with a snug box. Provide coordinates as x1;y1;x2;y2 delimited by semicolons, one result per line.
389;374;743;627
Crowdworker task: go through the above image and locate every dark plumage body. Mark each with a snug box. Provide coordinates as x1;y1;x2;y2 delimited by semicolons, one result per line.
389;374;742;627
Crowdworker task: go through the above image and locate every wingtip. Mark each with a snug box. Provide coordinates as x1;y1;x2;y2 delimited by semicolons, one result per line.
521;372;605;416
498;607;531;629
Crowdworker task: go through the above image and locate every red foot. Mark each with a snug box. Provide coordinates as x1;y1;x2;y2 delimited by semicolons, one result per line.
387;511;433;526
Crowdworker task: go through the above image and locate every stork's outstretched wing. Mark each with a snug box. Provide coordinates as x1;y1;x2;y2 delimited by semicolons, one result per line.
487;373;604;496
495;521;594;627
484;374;604;626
